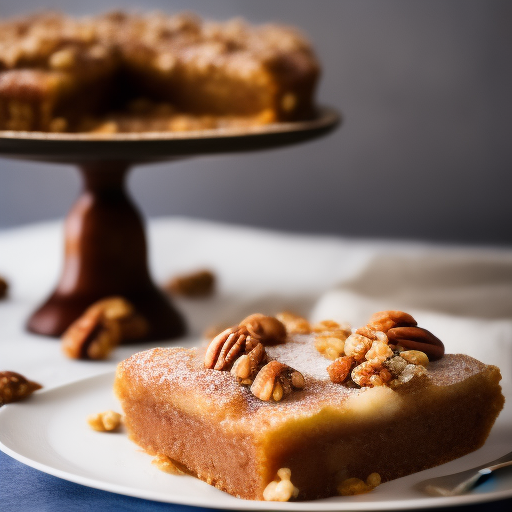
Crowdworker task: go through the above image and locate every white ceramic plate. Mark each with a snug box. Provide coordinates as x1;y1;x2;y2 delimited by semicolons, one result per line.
0;372;511;511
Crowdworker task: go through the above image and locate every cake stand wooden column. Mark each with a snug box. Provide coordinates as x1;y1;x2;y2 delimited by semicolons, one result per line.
0;107;339;341
26;161;186;340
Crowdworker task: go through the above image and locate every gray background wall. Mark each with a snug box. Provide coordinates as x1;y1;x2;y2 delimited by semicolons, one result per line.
0;0;511;245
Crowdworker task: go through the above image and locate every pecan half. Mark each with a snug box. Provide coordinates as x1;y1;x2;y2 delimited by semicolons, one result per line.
88;297;149;341
230;342;267;382
62;308;121;360
387;326;445;361
239;314;287;345
204;325;260;370
367;311;417;333
250;361;305;402
62;297;148;360
0;371;42;406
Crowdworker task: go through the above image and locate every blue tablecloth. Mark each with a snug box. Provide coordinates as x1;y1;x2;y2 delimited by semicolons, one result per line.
0;450;209;512
2;450;512;512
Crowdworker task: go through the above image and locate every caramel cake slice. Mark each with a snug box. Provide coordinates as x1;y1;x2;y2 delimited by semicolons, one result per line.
114;311;504;501
0;11;320;132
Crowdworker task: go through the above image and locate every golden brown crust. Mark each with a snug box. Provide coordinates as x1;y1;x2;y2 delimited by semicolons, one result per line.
115;339;504;500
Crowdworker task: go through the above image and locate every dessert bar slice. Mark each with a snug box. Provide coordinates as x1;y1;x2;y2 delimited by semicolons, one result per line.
115;312;504;501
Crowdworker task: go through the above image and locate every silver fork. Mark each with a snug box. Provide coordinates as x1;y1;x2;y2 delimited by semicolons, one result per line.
416;451;512;497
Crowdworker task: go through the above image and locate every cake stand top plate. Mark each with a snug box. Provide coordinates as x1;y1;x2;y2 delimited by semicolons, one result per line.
0;107;339;164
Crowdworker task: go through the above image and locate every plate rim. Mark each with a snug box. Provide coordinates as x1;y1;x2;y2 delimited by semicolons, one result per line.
0;371;511;511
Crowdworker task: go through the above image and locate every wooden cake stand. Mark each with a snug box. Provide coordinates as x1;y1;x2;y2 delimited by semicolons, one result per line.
0;107;340;341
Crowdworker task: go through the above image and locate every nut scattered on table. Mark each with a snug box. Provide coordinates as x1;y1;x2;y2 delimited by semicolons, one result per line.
165;269;215;298
0;275;9;299
0;371;42;406
62;296;148;360
87;410;122;431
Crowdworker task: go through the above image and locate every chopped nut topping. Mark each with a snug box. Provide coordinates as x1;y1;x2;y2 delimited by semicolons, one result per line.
337;473;381;496
389;363;427;388
263;468;299;501
276;311;310;334
383;355;408;377
351;361;392;387
327;356;354;384
87;410;122;431
326;311;442;388
0;371;42;406
344;333;373;362
315;335;346;360
365;340;394;364
400;350;429;367
165;269;215;298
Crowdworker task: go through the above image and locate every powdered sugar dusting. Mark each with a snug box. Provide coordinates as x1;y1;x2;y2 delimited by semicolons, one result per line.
266;334;332;380
116;342;498;432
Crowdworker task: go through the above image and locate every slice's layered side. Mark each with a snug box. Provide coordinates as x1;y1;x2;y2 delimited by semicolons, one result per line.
0;11;320;132
114;335;504;501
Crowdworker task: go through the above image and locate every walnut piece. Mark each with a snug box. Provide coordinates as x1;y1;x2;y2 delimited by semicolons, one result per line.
315;335;346;360
263;468;299;502
0;371;42;406
165;269;215;298
400;349;429;366
325;310;440;388
62;296;148;360
87;410;122;431
367;310;417;333
327;356;354;384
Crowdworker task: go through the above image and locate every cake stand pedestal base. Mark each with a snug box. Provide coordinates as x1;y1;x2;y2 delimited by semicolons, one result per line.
26;162;186;341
